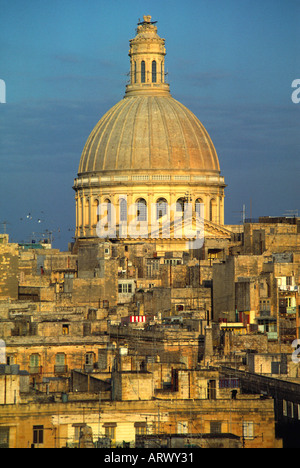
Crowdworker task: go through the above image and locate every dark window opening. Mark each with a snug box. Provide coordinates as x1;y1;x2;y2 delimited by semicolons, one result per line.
141;61;146;83
152;60;157;83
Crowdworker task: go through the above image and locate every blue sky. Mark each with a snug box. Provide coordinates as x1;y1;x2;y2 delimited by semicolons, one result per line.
0;0;299;250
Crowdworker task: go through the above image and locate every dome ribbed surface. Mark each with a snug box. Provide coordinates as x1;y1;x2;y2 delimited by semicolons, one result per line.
78;95;220;175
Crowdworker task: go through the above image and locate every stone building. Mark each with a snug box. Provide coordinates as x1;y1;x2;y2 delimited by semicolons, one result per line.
212;219;300;343
0;395;281;448
0;359;282;448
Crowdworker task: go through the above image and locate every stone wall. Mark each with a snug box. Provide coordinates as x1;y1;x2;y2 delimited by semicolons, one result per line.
112;371;153;401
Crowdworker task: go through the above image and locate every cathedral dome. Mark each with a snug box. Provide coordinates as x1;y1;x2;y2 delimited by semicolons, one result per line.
78;94;220;176
74;16;226;240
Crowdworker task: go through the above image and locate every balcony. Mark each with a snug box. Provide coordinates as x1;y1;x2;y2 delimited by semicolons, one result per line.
279;285;298;292
280;306;297;315
267;332;278;341
29;366;43;375
54;365;68;374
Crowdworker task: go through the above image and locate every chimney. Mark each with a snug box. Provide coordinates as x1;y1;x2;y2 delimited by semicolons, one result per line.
204;325;213;365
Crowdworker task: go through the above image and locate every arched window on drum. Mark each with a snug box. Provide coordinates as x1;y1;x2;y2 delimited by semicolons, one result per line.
136;198;147;221
176;197;186;216
195;198;204;218
152;60;157;83
156;198;168;220
84;198;90;227
134;61;137;84
141;61;146;83
119;198;127;222
103;199;112;223
93;199;100;225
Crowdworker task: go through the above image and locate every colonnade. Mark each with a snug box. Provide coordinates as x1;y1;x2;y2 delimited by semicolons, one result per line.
75;190;224;238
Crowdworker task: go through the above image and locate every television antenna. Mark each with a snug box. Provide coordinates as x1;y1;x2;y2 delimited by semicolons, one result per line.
0;220;11;234
232;204;246;224
283;210;298;217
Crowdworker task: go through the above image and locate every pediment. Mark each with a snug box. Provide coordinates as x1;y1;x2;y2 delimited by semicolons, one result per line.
148;215;232;240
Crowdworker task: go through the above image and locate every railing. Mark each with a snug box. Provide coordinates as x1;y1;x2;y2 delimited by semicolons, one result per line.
267;332;278;341
245;218;260;224
279;285;298;292
29;366;43;375
54;365;68;374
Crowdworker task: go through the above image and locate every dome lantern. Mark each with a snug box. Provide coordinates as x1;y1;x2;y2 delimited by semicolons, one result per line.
125;15;170;97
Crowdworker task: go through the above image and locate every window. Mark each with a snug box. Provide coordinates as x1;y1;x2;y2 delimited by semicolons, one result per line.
176;197;185;213
104;199;112;223
243;421;254;439
141;61;146;83
85;353;94;366
152;60;157;83
118;283;133;294
207;380;217;400
290;402;294;419
104;423;117;446
55;353;66;373
134;61;137;83
146;259;160;278
30;354;39;367
62;324;69;335
6;355;15;365
283;400;287;416
72;424;86;446
29;354;40;373
94;199;100;223
195;198;204;217
105;426;115;439
164;258;182;266
84;199;90;226
135;423;147;436
33;426;44;445
136;198;147;221
56;353;65;366
156;198;168;219
120;198;127;222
